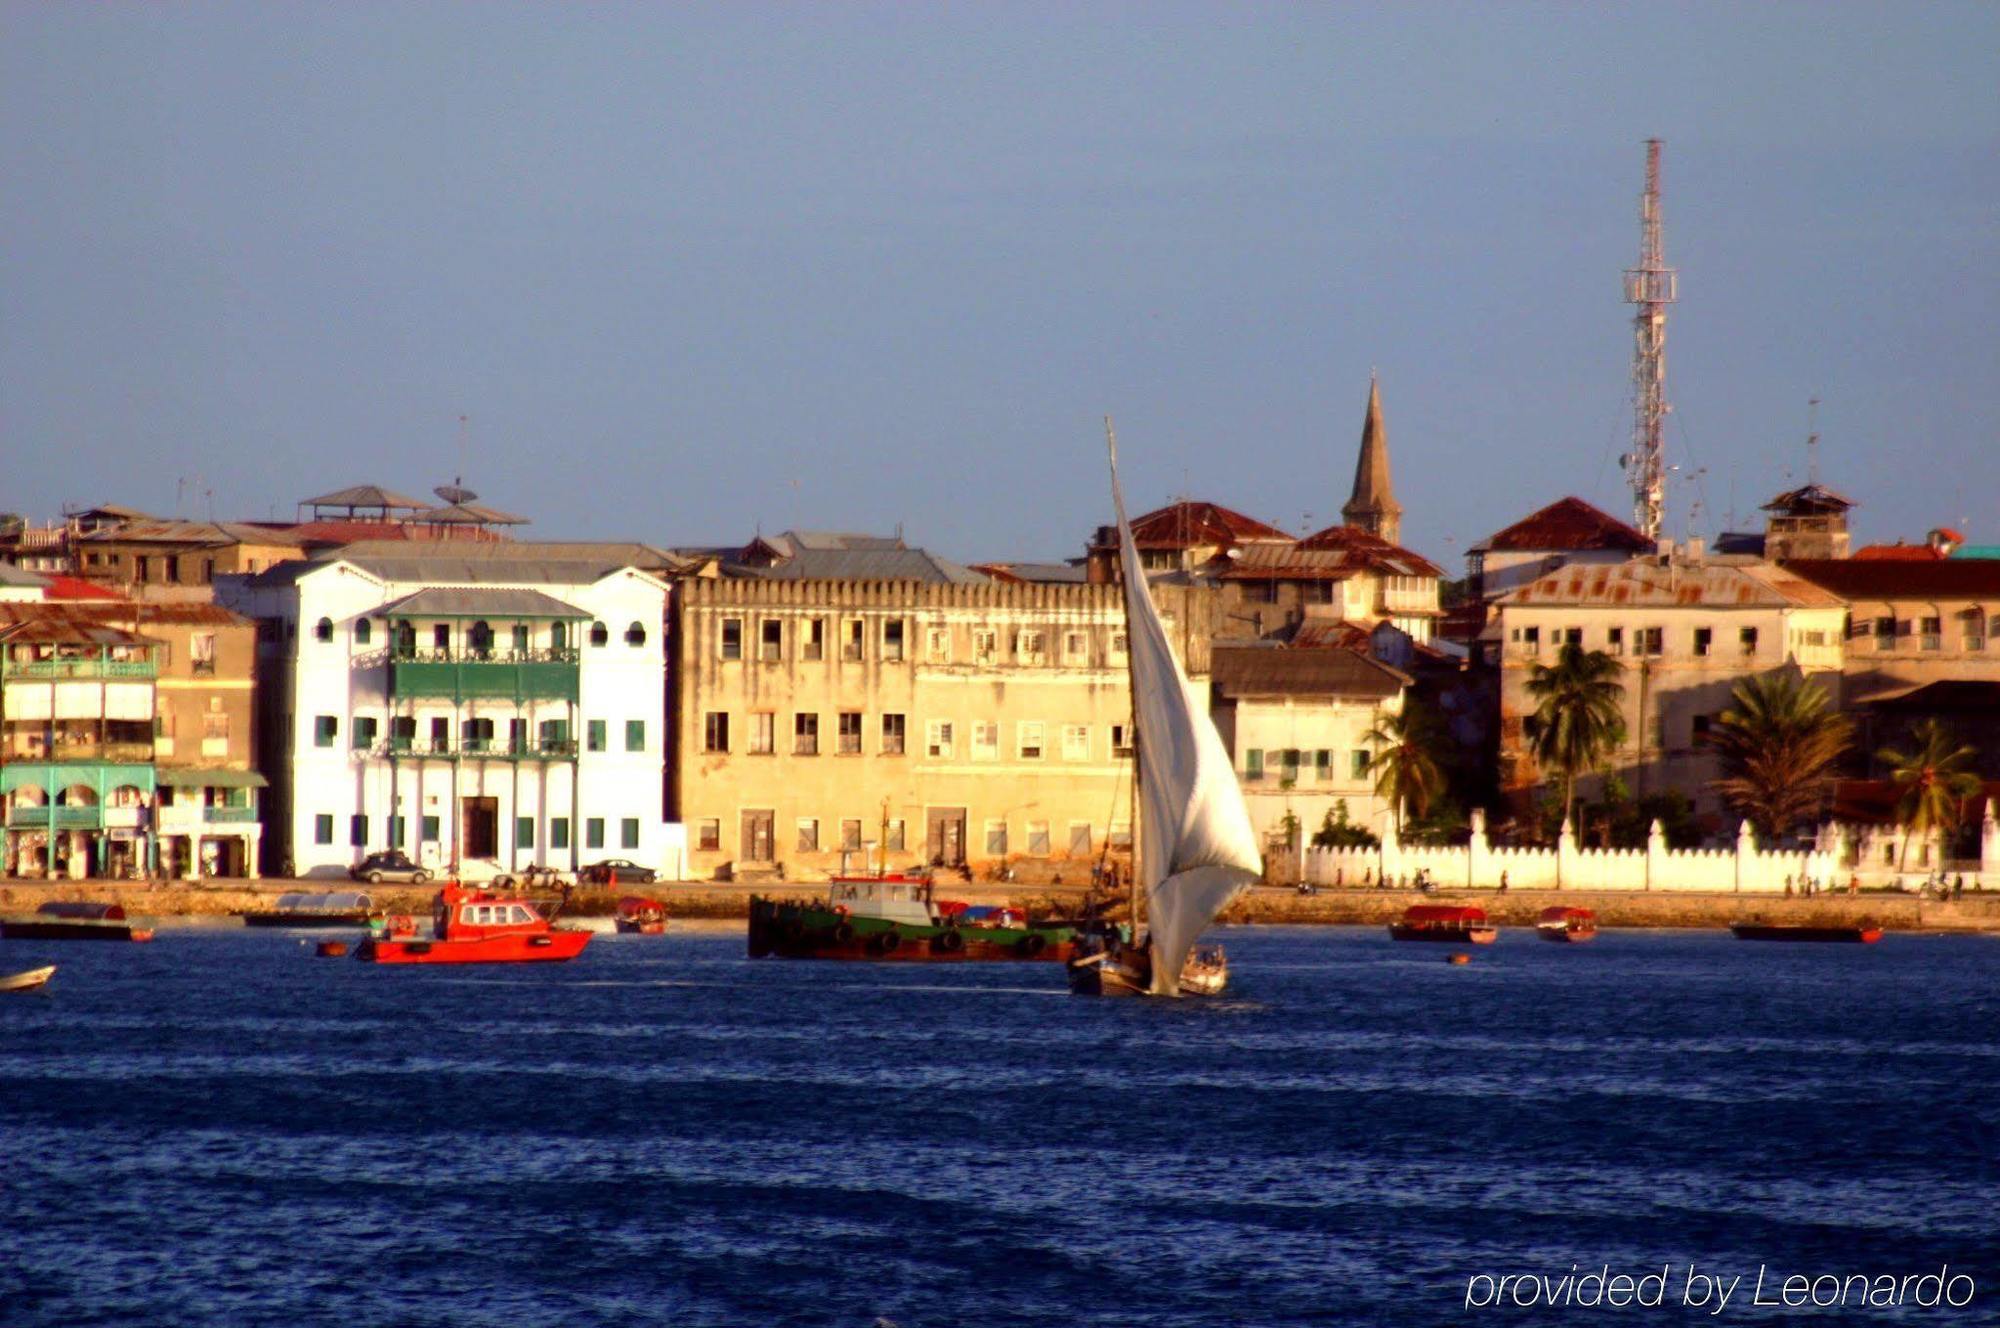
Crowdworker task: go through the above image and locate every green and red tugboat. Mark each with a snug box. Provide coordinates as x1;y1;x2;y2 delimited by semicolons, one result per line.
748;873;1078;963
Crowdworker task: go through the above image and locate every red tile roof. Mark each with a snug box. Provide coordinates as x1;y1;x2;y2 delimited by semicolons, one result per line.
1851;543;1945;562
1125;501;1289;550
1470;497;1652;555
1783;559;2000;598
1293;523;1445;577
39;575;127;601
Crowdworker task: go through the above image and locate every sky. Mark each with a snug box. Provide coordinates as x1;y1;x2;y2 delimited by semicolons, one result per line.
3;3;1996;570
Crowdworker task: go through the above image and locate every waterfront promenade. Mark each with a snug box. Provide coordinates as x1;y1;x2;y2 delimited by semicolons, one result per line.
4;877;1996;933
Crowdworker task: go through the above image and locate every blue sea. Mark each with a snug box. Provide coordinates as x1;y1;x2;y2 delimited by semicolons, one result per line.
2;925;1995;1327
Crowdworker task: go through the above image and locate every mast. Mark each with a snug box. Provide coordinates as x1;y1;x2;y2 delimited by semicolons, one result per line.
1106;416;1143;941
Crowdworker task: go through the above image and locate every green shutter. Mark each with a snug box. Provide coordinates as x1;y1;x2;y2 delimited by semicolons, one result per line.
586;818;604;850
625;720;645;752
621;818;639;850
517;817;535;850
587;720;606;752
551;818;570;850
314;814;334;845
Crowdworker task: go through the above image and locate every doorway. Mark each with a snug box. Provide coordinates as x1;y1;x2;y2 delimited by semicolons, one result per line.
740;809;774;862
462;796;499;859
927;807;967;866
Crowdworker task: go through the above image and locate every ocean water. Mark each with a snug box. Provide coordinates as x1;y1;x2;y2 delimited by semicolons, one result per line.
1;925;1994;1327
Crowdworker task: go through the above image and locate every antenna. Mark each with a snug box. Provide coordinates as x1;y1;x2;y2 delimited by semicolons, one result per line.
1805;396;1821;485
1620;139;1677;541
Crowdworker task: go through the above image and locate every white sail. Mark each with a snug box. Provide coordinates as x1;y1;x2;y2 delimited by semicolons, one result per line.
1107;428;1264;996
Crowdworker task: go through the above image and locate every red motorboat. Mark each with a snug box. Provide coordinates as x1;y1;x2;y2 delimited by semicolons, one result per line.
1389;904;1497;944
1537;906;1598;943
356;882;591;964
613;895;669;935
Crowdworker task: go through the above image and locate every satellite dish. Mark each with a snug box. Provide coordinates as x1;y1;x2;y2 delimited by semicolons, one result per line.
434;484;478;504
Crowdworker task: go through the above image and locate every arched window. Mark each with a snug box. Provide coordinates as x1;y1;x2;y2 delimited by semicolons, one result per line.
625;621;647;647
394;622;416;656
550;622;568;651
512;624;530;654
469;621;494;657
355;618;373;646
314;617;334;643
590;621;609;648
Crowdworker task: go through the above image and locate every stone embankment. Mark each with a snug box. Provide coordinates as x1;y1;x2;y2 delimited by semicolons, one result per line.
4;879;1998;932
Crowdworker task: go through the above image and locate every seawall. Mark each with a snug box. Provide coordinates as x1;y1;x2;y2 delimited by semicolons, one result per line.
3;879;1998;933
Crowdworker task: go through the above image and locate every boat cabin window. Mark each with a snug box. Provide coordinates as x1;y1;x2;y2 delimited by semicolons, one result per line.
510;905;533;923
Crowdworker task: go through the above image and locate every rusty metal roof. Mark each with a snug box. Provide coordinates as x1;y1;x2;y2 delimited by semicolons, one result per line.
1291;523;1445;577
1210;644;1409;699
1500;560;1843;609
1125;501;1291;550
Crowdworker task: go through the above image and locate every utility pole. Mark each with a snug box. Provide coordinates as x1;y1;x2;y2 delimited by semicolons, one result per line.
1621;139;1677;542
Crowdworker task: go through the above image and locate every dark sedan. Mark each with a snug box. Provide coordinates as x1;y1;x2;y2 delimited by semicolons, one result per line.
578;859;658;885
349;851;432;885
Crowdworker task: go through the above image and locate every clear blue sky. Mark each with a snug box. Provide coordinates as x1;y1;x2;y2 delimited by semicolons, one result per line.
4;3;1995;569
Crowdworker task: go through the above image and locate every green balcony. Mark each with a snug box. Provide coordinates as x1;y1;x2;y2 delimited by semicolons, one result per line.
1;657;157;681
6;805;102;831
377;739;579;763
388;650;580;704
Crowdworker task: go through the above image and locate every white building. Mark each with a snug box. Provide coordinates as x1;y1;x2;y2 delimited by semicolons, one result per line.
1208;643;1409;860
221;543;675;880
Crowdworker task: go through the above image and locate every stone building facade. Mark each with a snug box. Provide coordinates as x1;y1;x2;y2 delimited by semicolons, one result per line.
673;577;1220;881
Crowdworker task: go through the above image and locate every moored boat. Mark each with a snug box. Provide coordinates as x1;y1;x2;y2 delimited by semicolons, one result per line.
1537;906;1598;943
0;902;154;943
241;891;376;929
613;896;670;935
749;873;1076;962
1389;904;1497;944
1729;922;1882;944
356;882;590;964
1;965;57;992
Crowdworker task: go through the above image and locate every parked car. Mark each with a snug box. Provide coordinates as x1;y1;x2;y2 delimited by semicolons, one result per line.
579;859;657;885
349;851;432;885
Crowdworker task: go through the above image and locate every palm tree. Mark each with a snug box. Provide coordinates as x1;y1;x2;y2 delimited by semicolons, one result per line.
1363;704;1447;837
1523;643;1626;829
1707;668;1852;840
1877;719;1982;872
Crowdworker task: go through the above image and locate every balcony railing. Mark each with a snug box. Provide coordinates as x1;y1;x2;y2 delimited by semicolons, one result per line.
203;805;259;823
390;647;580;665
377;739;579;761
5;806;102;830
4;742;156;763
1;658;157;680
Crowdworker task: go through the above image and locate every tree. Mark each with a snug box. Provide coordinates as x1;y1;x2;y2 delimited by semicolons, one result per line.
1707;668;1853;840
1363;704;1447;837
1877;719;1982;871
1523;643;1627;828
1311;800;1381;850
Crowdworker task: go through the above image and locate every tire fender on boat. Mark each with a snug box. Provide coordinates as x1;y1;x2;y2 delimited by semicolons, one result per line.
869;930;900;955
832;921;856;944
1016;933;1047;957
934;929;965;954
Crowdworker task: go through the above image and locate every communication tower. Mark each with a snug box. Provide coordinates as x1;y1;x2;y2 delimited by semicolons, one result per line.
1620;139;1677;541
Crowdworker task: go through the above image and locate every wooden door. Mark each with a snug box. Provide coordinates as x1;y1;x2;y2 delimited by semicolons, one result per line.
462;796;499;858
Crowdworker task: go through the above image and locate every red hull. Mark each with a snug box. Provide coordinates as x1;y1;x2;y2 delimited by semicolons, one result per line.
762;935;1077;963
358;931;591;964
0;921;153;942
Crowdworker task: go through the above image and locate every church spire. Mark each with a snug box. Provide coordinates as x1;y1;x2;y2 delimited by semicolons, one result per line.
1342;374;1402;544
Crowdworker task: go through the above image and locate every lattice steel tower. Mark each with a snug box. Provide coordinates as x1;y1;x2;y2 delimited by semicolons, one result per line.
1620;139;1677;541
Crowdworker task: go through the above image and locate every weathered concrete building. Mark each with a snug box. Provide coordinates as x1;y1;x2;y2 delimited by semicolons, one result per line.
1493;550;1847;823
673;576;1221;881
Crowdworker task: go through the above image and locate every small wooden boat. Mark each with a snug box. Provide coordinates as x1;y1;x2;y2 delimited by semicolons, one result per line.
1389;904;1497;944
751;874;1076;963
1537;906;1598;943
613;895;669;935
0;902;154;942
356;882;590;964
315;940;349;958
1730;922;1882;944
1066;936;1229;997
0;965;56;992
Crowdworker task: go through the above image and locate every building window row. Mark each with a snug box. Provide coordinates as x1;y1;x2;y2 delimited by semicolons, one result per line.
701;710;1119;762
315;811;636;853
315;713;643;754
715;615;1126;668
1510;623;1759;659
1242;748;1371;783
307;616;649;653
